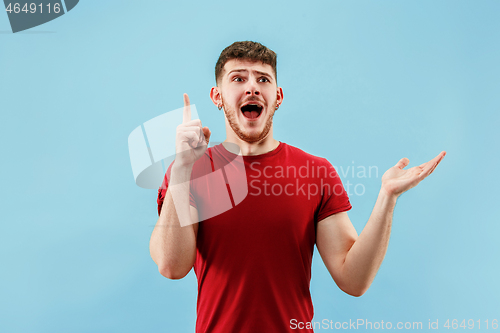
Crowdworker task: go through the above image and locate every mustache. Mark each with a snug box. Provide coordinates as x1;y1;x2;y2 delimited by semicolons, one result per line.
240;97;266;106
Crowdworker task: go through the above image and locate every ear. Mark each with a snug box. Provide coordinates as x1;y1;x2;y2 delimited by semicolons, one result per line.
210;86;222;107
276;87;284;106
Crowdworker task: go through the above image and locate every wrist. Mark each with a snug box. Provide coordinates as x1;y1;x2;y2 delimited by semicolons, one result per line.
173;159;194;171
379;186;399;202
170;161;194;184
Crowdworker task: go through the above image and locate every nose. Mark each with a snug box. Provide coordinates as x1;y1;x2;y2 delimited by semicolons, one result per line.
245;80;260;96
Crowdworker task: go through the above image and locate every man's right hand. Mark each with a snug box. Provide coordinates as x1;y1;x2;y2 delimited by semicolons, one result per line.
150;93;203;278
175;93;211;168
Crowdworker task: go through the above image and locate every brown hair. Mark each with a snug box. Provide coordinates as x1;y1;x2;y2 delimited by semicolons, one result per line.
215;41;277;85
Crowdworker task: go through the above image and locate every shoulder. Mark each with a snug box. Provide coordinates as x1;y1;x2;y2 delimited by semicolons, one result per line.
282;142;331;165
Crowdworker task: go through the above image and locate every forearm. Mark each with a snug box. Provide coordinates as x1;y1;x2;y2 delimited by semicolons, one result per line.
149;164;197;279
341;188;398;295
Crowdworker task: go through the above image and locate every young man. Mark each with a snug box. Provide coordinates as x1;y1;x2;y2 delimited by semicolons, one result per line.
149;41;446;333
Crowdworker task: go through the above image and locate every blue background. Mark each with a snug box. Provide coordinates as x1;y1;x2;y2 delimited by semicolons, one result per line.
1;1;499;332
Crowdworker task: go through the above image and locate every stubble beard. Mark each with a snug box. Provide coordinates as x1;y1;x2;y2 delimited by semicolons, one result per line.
222;100;276;144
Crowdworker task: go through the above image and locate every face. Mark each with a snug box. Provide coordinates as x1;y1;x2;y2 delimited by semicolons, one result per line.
211;59;283;144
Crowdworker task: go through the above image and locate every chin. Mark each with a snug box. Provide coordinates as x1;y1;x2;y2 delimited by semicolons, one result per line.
225;105;274;143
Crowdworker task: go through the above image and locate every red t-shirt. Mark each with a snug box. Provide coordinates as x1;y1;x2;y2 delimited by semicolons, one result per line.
157;142;352;333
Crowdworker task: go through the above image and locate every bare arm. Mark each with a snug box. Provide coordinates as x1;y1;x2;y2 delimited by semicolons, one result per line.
149;164;199;279
317;151;446;296
316;192;396;297
149;93;210;280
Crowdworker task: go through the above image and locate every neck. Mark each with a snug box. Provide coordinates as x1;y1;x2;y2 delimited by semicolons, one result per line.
223;128;280;156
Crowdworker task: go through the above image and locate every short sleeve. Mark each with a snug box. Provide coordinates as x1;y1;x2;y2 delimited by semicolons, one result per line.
157;161;198;216
315;158;352;222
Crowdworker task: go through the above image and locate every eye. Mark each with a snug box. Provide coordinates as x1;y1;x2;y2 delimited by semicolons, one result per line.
233;77;243;82
259;77;270;83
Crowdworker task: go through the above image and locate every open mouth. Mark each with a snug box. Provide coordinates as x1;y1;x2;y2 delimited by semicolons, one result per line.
241;104;263;120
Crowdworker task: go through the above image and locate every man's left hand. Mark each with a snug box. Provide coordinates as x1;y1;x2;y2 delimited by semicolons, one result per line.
381;151;447;197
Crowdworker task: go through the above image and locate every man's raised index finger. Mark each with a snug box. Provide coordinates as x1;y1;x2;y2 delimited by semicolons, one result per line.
183;93;191;123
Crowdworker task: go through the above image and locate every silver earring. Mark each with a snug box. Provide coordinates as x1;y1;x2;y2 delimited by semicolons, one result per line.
218;104;222;110
275;104;280;110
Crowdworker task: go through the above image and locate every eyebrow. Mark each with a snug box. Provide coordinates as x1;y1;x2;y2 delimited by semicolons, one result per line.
227;69;273;79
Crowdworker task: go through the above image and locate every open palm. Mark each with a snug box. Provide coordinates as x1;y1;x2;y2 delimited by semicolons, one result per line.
381;151;446;197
